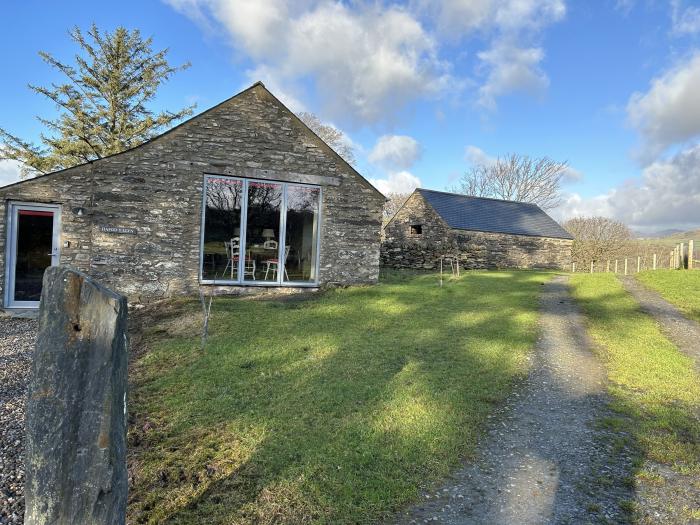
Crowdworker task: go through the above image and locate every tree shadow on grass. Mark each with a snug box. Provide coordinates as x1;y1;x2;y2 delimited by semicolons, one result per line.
126;271;553;524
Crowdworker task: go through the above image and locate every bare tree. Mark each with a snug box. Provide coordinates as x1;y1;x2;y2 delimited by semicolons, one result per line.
383;192;410;225
297;112;356;165
453;153;568;210
564;216;632;264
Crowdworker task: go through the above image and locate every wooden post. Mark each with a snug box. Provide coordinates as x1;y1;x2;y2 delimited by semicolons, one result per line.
614;260;618;273
637;256;641;273
680;242;686;269
572;262;576;273
607;260;610;272
653;253;657;270
590;261;594;274
440;257;443;287
670;250;674;269
624;258;628;275
25;267;128;525
690;240;694;270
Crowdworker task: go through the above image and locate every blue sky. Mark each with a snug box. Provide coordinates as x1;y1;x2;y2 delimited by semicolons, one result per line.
2;0;700;231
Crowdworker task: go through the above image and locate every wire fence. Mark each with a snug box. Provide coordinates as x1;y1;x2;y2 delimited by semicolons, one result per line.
571;239;699;274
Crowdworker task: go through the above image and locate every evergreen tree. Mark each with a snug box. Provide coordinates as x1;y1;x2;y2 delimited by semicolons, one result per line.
0;24;194;178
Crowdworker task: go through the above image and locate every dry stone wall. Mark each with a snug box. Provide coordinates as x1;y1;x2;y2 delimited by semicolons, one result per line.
0;84;384;305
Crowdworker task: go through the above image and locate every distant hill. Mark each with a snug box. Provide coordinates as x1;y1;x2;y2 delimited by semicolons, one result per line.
634;228;684;239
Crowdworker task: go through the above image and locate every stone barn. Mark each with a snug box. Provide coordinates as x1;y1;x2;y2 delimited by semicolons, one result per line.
381;188;573;270
0;82;385;309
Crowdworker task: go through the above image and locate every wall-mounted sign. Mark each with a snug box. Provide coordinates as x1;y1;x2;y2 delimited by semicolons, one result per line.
99;226;137;235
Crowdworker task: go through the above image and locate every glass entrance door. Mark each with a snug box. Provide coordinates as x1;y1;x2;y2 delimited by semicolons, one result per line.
5;203;60;308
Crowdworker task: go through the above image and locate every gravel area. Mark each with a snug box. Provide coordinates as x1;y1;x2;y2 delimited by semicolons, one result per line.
0;318;36;525
396;276;635;524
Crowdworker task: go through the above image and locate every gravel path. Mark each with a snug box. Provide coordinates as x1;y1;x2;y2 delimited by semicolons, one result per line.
0;318;36;525
396;276;635;524
621;275;700;370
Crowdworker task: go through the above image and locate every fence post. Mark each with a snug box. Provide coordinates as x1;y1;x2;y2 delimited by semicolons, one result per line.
614;259;618;273
681;242;686;269
590;261;594;274
25;267;128;525
607;260;610;272
653;253;657;270
572;262;576;273
690;240;694;270
670;250;674;269
624;258;628;275
637;256;641;273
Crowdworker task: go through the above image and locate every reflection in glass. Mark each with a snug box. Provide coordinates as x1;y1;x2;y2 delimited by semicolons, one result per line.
285;186;320;282
245;181;282;282
14;210;54;302
202;178;243;280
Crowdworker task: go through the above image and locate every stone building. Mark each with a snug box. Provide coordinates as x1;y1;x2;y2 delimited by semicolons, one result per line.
382;189;573;270
0;82;385;309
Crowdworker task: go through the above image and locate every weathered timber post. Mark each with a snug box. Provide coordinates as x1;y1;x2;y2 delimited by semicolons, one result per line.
25;267;128;525
624;258;628;275
607;260;610;272
690;240;695;270
637;256;641;273
615;260;618;273
590;261;594;274
653;253;657;270
680;242;686;269
670;250;674;269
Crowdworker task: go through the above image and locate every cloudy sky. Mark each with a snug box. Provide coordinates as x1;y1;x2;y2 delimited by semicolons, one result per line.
1;0;700;232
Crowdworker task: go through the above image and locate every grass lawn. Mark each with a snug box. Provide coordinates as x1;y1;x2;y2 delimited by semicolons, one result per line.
127;270;552;524
636;269;700;323
569;273;700;518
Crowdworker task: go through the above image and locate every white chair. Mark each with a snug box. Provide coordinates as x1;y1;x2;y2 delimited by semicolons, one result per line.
224;238;255;279
263;239;278;249
264;245;290;281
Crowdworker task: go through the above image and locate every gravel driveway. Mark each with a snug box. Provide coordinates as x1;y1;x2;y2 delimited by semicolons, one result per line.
0;318;36;525
396;276;635;524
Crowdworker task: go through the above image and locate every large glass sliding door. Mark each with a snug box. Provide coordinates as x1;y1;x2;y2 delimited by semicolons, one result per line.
200;175;321;286
243;181;282;282
284;185;320;283
201;178;243;281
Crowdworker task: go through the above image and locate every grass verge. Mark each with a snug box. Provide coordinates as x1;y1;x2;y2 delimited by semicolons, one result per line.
569;273;700;519
636;269;700;323
127;270;552;524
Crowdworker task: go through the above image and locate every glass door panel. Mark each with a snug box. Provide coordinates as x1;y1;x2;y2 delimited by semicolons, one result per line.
202;178;243;281
244;181;282;282
14;210;54;302
284;185;320;282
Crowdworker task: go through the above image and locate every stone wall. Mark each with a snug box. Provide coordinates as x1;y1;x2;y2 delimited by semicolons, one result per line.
0;84;385;305
382;191;572;270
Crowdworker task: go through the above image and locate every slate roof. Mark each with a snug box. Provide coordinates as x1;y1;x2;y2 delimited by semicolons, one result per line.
416;189;573;240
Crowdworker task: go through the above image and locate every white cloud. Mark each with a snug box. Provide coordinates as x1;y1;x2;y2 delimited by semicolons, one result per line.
369;170;422;195
369;135;422;171
166;0;450;125
671;0;700;34
0;159;22;187
477;42;549;109
554;143;700;230
419;0;564;110
464;145;496;166
627;53;700;160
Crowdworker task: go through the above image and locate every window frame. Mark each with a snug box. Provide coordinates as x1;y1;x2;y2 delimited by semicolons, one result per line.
409;224;423;235
199;174;322;287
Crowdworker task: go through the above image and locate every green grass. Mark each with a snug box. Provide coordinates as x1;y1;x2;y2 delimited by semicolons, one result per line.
569;274;700;481
128;270;552;524
636;269;700;323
